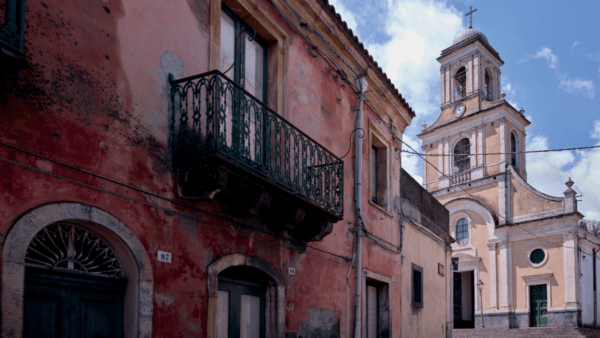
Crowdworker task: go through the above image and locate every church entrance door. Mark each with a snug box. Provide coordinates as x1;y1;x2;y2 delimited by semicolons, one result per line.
453;271;474;328
530;285;548;327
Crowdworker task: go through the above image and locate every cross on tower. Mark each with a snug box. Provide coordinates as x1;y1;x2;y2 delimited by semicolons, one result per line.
465;6;477;29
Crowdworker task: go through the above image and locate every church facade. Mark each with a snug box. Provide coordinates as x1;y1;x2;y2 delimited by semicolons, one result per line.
418;27;600;329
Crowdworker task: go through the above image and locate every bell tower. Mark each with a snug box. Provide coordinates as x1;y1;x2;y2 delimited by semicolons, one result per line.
418;17;530;194
438;28;503;118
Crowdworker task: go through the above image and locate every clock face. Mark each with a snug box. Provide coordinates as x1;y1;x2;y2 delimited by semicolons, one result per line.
453;104;465;117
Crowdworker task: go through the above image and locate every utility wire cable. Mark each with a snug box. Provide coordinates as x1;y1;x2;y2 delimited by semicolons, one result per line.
401;144;600;156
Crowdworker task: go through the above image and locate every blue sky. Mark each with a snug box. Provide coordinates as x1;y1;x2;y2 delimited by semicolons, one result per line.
330;0;600;219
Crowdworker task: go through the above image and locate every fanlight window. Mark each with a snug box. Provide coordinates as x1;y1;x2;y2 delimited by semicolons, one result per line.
485;71;491;100
511;132;518;168
454;67;466;101
453;138;471;173
25;223;124;278
456;218;468;245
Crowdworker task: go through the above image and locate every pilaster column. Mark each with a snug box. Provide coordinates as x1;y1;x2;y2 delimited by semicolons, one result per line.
499;118;506;171
444;138;450;175
470;127;477;169
438;139;444;178
563;232;579;310
522;132;527;180
498;240;512;311
445;66;451;103
467;55;474;94
488;243;498;310
478;125;485;167
422;145;428;187
440;66;446;105
473;54;480;93
496;69;502;101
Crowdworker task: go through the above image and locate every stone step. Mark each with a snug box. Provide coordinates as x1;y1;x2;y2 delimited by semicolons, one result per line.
453;327;600;338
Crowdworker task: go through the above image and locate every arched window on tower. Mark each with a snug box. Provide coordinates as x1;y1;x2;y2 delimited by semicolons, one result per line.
511;132;518;168
454;67;466;101
485;71;491;100
453;138;471;173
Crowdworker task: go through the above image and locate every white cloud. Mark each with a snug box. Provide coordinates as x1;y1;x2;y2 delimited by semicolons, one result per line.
591;120;600;139
520;47;559;69
366;0;463;118
362;0;464;182
400;133;423;184
502;77;518;109
526;120;600;221
328;0;359;34
559;75;595;99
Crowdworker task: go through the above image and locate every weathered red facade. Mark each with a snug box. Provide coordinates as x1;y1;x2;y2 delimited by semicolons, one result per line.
0;0;424;337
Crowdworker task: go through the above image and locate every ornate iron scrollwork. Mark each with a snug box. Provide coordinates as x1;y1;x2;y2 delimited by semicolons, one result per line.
170;70;344;218
25;223;124;278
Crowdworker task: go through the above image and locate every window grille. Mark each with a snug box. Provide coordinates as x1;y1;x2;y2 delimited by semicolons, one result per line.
25;223;124;278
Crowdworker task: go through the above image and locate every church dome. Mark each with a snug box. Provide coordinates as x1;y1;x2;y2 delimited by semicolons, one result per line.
452;28;488;45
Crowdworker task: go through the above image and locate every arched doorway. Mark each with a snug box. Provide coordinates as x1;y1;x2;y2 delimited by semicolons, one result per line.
24;222;127;338
207;254;285;338
2;202;153;338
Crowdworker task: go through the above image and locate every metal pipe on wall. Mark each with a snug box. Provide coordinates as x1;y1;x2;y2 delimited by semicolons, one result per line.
353;77;367;338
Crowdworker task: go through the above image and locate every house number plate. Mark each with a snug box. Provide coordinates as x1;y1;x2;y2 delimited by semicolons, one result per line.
157;251;172;263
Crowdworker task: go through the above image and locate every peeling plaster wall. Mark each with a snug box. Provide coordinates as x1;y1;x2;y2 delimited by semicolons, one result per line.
0;0;410;337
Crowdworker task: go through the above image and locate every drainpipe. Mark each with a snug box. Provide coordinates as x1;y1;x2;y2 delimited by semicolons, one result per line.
354;77;368;338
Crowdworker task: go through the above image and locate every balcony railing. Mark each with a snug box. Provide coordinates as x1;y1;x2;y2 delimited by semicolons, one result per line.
170;70;343;219
0;0;26;53
450;170;471;186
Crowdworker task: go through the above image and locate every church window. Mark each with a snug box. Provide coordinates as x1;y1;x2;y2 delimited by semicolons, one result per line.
455;218;468;245
453;138;470;173
529;248;547;266
454;67;467;101
485;71;491;100
511;132;518;168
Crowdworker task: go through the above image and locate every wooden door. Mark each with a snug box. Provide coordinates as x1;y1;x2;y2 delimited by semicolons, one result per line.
24;267;126;338
453;273;462;327
218;278;266;338
530;285;548;327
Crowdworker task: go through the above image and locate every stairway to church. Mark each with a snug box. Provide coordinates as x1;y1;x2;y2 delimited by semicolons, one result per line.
453;327;600;338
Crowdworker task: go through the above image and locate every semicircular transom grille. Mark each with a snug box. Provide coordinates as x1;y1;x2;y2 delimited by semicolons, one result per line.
25;223;124;278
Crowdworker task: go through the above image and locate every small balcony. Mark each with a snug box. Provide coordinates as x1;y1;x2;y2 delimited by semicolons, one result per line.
450;170;471;185
170;70;343;245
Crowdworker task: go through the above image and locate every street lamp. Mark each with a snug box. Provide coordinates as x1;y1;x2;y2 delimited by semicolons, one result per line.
476;279;484;328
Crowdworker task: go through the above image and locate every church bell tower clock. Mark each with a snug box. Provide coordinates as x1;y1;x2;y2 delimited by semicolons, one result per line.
417;10;530;193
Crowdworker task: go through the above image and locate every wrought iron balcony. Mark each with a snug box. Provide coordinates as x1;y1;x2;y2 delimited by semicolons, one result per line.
170;70;343;243
0;0;26;53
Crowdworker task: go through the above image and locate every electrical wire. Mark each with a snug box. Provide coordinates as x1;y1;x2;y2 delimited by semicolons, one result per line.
0;142;352;263
401;144;600;156
360;90;600;262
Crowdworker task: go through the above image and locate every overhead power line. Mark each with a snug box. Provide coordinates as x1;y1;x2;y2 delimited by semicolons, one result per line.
401;144;600;156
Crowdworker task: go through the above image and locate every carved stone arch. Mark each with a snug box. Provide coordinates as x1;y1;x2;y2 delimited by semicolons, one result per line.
444;198;499;241
206;254;285;338
2;202;153;338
